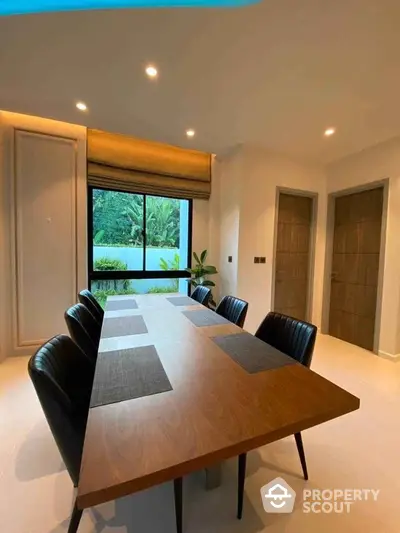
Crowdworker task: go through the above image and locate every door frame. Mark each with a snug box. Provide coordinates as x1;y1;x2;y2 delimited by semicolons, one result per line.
271;187;318;323
321;179;389;354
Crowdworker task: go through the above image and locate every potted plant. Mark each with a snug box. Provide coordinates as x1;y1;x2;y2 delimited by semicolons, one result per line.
186;250;218;306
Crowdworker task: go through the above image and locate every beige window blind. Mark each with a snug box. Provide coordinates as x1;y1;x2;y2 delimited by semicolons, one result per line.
87;129;211;199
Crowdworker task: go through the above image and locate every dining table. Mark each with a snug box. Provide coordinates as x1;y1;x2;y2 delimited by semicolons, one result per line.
77;293;360;523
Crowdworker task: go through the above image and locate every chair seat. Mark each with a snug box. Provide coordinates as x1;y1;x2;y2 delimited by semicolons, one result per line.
215;295;248;328
78;289;104;325
191;286;212;306
64;303;101;363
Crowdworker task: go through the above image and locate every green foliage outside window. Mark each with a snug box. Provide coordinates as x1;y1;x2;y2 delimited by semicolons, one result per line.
159;252;180;291
147;284;179;294
92;255;180;306
94;288;138;309
94;257;128;272
93;190;133;246
92;257;135;307
91;190;189;305
93;190;180;248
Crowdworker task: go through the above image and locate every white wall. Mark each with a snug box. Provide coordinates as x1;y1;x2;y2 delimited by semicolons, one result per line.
216;145;327;334
241;146;327;333
192;199;210;259
0;112;87;358
214;148;243;300
327;137;400;357
191;155;221;302
207;155;221;300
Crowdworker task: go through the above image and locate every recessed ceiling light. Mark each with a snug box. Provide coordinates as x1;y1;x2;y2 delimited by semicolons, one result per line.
145;65;158;78
186;129;195;138
324;127;336;137
76;102;87;111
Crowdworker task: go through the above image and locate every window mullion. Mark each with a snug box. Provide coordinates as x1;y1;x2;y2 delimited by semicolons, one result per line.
143;194;146;272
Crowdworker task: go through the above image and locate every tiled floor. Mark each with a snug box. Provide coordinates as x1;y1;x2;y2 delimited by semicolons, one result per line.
1;334;399;533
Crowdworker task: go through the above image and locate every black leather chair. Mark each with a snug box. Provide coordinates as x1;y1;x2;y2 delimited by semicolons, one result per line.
215;295;248;328
65;303;101;363
237;312;317;519
28;334;184;533
255;312;317;368
28;335;94;533
78;289;104;326
191;286;212;306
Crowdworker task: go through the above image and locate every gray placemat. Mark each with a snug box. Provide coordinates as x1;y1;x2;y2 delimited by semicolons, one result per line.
107;298;138;311
167;296;198;307
183;309;230;327
212;332;296;373
91;345;172;407
101;315;148;338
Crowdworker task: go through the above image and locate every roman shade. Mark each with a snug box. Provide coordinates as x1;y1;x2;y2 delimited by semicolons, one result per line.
87;129;211;199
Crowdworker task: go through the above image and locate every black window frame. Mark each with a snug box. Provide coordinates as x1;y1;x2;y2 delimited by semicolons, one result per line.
88;186;193;292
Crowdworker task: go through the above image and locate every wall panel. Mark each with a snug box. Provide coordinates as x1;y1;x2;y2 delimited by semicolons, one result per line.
0;111;87;357
13;131;78;346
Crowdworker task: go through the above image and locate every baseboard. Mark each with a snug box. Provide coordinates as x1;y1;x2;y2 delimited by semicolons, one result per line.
378;350;400;362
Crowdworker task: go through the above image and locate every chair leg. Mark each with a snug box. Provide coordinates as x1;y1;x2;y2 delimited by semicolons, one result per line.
237;453;247;519
67;500;83;533
174;477;183;533
294;432;308;481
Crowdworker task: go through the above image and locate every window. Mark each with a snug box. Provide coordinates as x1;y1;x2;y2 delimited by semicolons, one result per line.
88;187;192;307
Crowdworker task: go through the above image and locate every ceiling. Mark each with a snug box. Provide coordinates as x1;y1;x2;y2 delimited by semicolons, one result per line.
1;0;400;163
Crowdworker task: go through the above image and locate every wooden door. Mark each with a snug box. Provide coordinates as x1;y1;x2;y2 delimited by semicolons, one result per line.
274;193;313;321
329;187;383;350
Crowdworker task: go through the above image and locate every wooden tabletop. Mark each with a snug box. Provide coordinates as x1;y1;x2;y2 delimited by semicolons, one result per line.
77;294;360;509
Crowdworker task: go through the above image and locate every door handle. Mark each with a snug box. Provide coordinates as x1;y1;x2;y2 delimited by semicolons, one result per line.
331;272;338;280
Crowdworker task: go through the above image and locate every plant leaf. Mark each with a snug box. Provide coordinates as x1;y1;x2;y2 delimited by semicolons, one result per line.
202;280;216;287
203;265;217;274
193;251;201;265
93;229;105;244
159;258;169;271
200;249;208;263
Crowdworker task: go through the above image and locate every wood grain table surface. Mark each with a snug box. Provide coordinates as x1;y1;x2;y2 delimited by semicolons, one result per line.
77;293;360;509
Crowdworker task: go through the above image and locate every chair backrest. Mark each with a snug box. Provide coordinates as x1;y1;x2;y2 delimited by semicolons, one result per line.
255;312;317;367
191;286;212;306
215;295;249;328
28;335;94;486
64;303;101;362
78;289;104;325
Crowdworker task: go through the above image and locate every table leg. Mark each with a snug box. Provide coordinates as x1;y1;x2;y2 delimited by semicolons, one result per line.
205;464;222;490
